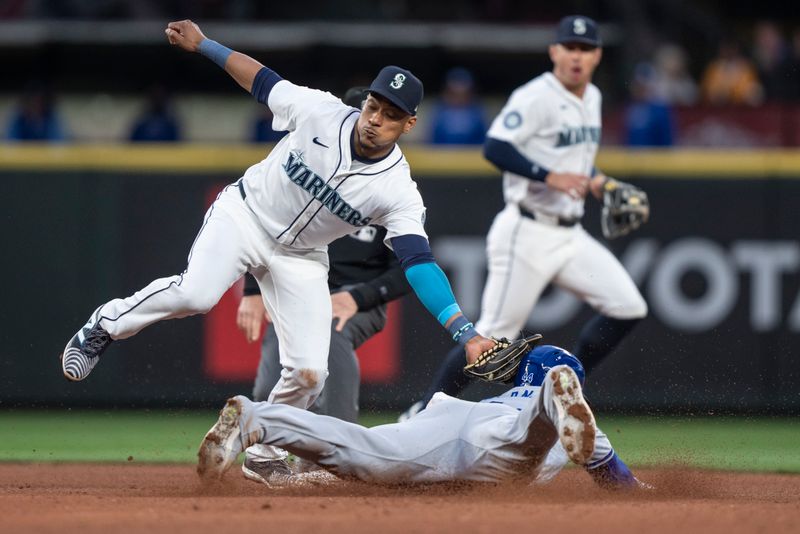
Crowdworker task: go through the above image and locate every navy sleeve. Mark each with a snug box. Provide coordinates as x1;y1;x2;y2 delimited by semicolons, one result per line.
348;265;411;310
390;234;435;270
243;273;261;296
483;137;549;181
252;67;284;105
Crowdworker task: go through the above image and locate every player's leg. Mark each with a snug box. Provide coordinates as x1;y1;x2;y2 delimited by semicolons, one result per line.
199;393;504;483
242;260;331;486
311;305;386;423
252;323;281;402
257;250;332;410
553;228;647;373
246;321;283;466
61;184;258;381
475;207;566;337
308;326;360;423
243;321;294;484
244;302;383;484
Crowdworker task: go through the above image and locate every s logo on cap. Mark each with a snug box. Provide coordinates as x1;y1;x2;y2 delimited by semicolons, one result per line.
390;73;406;89
573;18;587;35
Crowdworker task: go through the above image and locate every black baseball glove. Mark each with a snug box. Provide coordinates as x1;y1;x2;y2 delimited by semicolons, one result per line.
463;333;543;384
601;178;650;240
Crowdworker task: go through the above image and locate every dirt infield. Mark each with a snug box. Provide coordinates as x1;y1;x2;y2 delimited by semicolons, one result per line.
1;463;798;534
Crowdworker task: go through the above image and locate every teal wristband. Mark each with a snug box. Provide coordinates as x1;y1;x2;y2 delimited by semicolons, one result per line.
448;315;479;345
199;39;233;69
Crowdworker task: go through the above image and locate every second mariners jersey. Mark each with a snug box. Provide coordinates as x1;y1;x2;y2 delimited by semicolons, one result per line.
240;79;428;251
486;72;602;221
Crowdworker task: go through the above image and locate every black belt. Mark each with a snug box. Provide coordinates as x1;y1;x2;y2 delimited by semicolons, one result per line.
518;206;579;227
238;180;247;200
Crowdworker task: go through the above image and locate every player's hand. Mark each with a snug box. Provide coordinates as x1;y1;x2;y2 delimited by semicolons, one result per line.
463;335;499;366
589;174;607;199
545;172;590;199
331;291;358;332
165;20;207;52
236;295;269;343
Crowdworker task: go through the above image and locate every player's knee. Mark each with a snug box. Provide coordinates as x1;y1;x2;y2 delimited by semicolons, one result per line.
288;367;328;395
625;295;648;319
605;293;648;320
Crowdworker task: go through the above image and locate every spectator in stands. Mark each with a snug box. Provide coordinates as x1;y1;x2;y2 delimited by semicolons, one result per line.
129;84;181;142
5;84;66;142
651;44;698;106
624;62;675;147
700;40;763;106
752;21;792;101
429;67;487;145
251;107;288;143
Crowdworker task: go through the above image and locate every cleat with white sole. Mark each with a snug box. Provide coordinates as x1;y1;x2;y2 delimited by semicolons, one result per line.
549;366;596;465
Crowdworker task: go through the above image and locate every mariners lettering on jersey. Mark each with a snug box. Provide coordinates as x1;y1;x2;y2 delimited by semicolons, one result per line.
556;125;601;147
283;151;372;227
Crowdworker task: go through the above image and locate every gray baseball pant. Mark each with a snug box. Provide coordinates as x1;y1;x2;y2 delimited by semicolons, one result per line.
236;372;564;484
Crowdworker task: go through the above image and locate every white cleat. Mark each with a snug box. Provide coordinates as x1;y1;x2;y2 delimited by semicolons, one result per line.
549;366;596;465
197;396;247;482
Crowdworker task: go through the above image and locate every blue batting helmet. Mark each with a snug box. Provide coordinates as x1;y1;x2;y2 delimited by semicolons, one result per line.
514;345;585;387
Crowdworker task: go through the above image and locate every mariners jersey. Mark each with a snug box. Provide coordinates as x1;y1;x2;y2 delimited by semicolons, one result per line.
486;72;602;220
240;80;428;250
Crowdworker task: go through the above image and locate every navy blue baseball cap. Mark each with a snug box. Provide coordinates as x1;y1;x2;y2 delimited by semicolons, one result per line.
555;15;602;47
368;66;424;116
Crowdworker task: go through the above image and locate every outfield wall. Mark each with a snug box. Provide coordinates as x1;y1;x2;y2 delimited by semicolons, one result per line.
1;145;798;412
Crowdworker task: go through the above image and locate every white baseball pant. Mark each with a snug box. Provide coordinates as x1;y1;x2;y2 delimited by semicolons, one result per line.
94;183;332;411
476;204;647;338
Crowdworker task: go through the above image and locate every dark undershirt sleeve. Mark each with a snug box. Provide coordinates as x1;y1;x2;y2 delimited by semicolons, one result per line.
483;137;550;181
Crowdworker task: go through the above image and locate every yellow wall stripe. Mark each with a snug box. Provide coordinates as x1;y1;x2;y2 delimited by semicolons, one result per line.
1;144;800;177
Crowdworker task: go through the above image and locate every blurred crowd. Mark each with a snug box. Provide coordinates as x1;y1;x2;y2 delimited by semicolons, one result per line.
5;20;800;147
622;21;800;147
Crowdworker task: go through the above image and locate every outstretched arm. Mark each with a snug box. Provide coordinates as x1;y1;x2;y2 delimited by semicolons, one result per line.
391;234;496;364
165;19;264;93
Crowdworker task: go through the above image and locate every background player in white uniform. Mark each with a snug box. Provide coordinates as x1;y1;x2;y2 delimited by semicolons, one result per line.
197;344;644;490
401;16;648;418
60;20;497;465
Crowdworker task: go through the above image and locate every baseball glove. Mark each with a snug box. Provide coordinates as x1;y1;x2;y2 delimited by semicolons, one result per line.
601;178;650;240
463;333;543;384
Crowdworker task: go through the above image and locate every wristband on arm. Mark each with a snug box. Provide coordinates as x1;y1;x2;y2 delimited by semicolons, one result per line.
198;39;233;69
447;315;480;345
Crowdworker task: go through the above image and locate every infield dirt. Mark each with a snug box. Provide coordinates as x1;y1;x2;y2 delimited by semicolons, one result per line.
1;463;798;533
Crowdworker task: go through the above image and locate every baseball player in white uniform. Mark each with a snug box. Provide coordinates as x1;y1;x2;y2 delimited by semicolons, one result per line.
60;20;497;467
401;16;648;419
197;345;644;489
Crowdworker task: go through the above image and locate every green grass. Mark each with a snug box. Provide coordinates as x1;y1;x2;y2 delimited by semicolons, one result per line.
0;410;798;472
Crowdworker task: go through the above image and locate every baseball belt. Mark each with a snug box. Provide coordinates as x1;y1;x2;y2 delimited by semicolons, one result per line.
518;206;579;227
